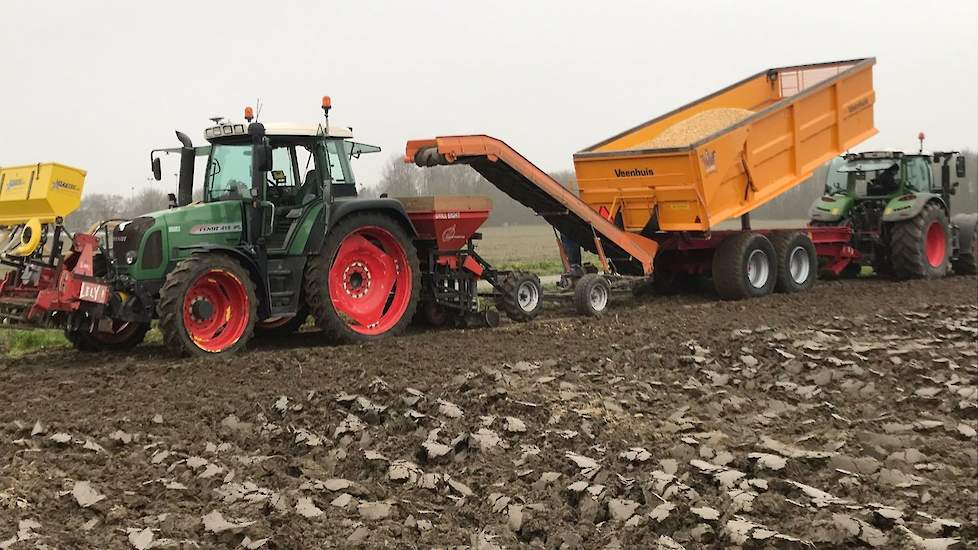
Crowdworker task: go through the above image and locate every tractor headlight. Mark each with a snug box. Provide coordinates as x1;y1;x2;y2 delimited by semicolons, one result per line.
125;251;138;265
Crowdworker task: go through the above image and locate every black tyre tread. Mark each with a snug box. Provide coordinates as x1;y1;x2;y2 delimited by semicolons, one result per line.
158;253;257;356
495;271;542;322
951;214;978;275
304;213;420;344
573;274;610;317
65;322;150;353
890;203;950;279
712;232;776;300
769;230;817;293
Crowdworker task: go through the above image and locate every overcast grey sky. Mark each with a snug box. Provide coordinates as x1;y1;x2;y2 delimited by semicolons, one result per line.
2;0;976;197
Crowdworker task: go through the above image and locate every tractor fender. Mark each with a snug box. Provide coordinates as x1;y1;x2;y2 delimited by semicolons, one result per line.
882;193;947;223
176;245;272;318
305;198;417;255
809;195;851;223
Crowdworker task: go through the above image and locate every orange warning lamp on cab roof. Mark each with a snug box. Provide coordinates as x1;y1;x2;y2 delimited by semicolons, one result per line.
322;96;332;111
244;106;254;122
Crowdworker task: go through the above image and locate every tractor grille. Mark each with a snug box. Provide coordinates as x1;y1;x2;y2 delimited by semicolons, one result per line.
112;217;155;263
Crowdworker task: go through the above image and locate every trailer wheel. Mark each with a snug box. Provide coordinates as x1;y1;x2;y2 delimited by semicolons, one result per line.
158;254;257;356
496;271;542;322
65;320;150;353
305;212;420;343
951;213;978;275
770;231;816;293
712;232;776;300
255;305;309;337
890;202;950;279
574;274;610;317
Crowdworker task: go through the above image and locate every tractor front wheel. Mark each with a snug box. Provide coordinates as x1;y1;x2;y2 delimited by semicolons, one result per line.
65;320;150;353
890;203;950;279
305;213;420;343
158;254;257;356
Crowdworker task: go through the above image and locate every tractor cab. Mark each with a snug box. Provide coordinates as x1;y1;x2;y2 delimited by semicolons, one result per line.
194;106;381;252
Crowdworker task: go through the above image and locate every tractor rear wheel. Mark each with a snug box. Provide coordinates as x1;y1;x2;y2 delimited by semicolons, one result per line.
712;232;776;300
770;230;817;293
951;213;978;275
890;202;950;279
65;320;149;353
495;271;542;322
305;213;419;343
574;274;610;317
158;254;257;356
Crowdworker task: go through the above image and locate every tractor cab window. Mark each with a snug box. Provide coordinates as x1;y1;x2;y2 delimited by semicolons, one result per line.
205;144;253;202
904;157;931;192
825;160;848;195
324;140;352;184
841;159;899;197
264;146;298;202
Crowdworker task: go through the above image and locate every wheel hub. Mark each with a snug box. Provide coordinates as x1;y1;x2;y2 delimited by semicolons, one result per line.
746;249;770;289
517;281;540;311
788;246;811;284
342;261;372;298
190;297;215;322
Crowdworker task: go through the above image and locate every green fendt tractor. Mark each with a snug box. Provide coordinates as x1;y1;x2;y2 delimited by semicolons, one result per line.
809;142;976;279
73;98;421;355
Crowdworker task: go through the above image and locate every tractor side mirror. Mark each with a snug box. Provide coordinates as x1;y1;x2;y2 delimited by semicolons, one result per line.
955;156;966;178
167;193;177;208
152;157;162;181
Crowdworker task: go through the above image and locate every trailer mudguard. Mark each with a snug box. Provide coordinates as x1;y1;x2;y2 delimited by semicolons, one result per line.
882;193;946;223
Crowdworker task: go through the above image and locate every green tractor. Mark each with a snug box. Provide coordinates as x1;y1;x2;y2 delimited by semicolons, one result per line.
809;143;976;279
72;98;421;355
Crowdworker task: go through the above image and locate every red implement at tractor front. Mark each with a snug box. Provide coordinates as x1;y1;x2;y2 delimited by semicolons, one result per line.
0;233;111;327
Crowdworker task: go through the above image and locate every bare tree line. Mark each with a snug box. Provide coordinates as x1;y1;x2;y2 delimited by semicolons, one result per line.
65;151;976;232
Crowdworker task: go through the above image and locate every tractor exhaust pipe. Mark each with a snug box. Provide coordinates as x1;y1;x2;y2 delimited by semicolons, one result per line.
175;131;195;207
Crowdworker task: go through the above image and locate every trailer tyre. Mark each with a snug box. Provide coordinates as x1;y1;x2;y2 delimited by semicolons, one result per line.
496;271;542;322
158;253;257;357
770;231;817;293
951;213;978;275
305;212;420;344
65;320;150;353
574;274;610;317
890;202;950;279
712;232;777;300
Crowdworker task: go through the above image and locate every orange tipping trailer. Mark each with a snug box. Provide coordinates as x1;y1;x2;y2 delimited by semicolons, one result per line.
406;59;876;310
573;58;876;233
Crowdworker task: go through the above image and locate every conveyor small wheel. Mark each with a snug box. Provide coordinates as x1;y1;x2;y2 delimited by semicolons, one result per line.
496;271;542;322
574;274;610;317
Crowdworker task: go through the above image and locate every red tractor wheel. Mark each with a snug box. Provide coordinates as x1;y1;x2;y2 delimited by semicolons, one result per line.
305;213;419;343
158;254;257;356
890;202;950;279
